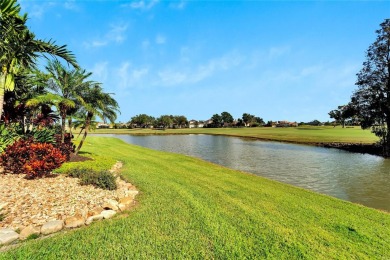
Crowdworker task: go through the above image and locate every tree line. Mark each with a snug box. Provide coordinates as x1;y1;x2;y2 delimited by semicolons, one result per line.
126;112;265;129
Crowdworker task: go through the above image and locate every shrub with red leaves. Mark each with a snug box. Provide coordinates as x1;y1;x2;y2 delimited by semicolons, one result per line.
0;138;66;178
0;138;32;175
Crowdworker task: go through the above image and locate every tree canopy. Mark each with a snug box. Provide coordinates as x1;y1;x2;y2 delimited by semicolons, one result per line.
0;0;77;120
350;19;390;156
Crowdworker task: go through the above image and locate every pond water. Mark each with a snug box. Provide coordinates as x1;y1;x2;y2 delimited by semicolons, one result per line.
100;134;390;212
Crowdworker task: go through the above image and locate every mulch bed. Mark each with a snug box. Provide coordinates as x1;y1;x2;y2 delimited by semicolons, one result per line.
68;153;93;162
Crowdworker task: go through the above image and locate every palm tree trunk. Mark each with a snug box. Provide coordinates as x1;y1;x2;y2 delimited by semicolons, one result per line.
68;117;73;137
0;73;5;121
385;119;390;157
76;128;84;139
60;109;67;143
75;113;92;155
0;85;4;122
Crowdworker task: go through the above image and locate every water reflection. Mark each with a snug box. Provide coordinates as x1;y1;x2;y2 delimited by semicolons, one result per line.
100;134;390;211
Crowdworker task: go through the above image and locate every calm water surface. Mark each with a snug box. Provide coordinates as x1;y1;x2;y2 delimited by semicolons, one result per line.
101;134;390;211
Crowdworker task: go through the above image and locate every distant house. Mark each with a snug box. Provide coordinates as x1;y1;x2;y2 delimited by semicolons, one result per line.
189;120;197;128
189;120;205;128
204;119;213;127
274;121;298;127
97;122;110;129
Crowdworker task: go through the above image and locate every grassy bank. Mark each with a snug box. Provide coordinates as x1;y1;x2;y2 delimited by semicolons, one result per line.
2;137;389;259
93;126;379;144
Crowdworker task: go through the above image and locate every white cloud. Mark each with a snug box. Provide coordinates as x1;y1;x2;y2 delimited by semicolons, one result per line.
22;2;55;19
246;45;291;69
83;23;128;49
170;1;187;10
116;62;149;89
90;62;109;82
157;51;244;86
155;34;166;45
123;0;159;10
91;40;108;47
268;46;291;59
107;24;128;44
158;71;188;86
19;1;79;19
63;0;80;11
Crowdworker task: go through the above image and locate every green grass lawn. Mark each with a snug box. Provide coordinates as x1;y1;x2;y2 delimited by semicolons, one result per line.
2;137;389;259
93;126;379;144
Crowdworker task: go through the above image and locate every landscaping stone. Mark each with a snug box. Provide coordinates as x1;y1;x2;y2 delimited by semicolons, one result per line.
102;199;119;211
19;225;40;240
64;216;85;229
0;228;15;235
0;161;139;247
118;203;127;212
126;190;139;199
41;220;64;235
119;197;133;206
88;207;104;217
0;161;138;229
0;231;19;245
85;214;104;225
0;202;8;211
101;210;116;219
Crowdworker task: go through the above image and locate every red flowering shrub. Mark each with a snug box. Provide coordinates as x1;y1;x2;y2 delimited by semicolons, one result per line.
0;138;66;178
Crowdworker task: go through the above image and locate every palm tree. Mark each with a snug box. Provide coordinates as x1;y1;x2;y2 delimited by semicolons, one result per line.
0;0;78;121
25;92;76;128
45;60;93;143
75;85;119;154
2;68;43;127
72;111;98;139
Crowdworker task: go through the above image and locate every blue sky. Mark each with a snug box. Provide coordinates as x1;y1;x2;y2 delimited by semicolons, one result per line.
19;0;390;123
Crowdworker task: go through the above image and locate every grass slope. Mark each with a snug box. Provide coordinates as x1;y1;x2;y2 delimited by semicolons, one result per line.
2;137;389;259
93;126;379;144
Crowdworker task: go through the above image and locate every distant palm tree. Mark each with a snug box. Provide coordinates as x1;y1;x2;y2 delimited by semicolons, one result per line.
0;0;78;121
75;85;119;154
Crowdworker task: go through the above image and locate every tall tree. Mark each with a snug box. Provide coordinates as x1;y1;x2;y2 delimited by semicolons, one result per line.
351;19;390;156
211;113;222;127
254;116;265;126
156;115;173;129
173;115;188;128
328;105;358;128
130;114;155;128
242;113;254;127
0;0;78;120
221;111;233;126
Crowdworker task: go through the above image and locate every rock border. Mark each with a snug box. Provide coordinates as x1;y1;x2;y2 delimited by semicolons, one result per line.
0;161;138;248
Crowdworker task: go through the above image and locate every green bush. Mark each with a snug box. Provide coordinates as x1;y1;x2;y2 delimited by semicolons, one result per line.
66;167;92;178
0;124;22;153
31;127;56;144
66;167;117;190
80;170;117;190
